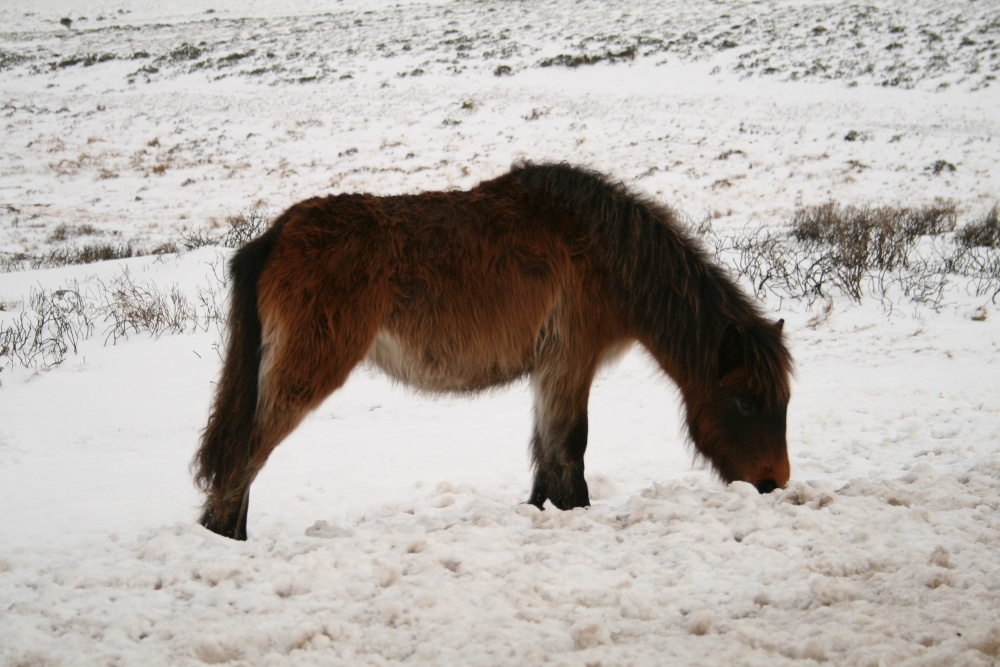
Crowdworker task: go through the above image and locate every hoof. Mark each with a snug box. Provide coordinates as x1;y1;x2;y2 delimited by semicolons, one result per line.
200;508;248;541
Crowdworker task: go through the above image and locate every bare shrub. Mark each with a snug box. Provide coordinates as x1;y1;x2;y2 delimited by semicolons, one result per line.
786;203;956;300
180;228;219;250
149;241;180;255
791;203;954;265
2;208;269;276
947;242;1000;301
956;204;999;248
3;243;146;273
0;286;94;369
157;207;272;252
699;201;993;307
222;208;270;248
901;204;958;239
703;222;835;303
0;253;31;273
43;242;138;267
97;269;199;343
47;223;99;243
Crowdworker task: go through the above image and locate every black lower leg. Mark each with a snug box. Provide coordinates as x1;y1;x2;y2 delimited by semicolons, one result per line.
528;477;548;510
200;489;250;541
528;417;590;510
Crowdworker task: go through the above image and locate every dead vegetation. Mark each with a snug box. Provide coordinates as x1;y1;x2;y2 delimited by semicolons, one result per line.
698;202;1000;307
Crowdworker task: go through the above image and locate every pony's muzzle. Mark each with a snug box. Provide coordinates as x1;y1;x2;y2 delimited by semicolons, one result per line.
755;479;780;494
751;456;790;494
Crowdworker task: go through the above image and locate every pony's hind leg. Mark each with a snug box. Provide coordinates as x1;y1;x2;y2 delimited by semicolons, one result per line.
201;338;368;539
202;304;380;540
200;483;251;540
196;201;391;540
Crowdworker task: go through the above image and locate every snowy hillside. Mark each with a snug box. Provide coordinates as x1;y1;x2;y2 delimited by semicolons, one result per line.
1;1;998;665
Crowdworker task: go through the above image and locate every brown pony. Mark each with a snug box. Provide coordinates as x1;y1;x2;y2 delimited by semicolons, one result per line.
194;162;792;540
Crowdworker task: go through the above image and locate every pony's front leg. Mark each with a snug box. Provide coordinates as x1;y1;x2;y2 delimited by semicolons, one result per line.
527;360;596;510
527;414;590;510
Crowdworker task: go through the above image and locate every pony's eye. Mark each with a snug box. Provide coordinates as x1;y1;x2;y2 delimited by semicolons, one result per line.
736;397;758;416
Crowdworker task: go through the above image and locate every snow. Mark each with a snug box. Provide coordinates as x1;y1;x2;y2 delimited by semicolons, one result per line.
1;0;999;665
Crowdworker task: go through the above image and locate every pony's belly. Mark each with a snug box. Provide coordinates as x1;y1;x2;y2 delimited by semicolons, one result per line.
366;329;530;393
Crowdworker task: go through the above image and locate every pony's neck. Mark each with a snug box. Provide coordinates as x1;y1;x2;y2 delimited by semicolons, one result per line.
617;216;750;394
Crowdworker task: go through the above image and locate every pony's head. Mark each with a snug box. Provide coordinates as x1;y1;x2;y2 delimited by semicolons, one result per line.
685;319;791;493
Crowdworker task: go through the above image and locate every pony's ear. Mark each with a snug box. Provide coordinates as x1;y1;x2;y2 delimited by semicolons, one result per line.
774;319;785;334
719;324;745;378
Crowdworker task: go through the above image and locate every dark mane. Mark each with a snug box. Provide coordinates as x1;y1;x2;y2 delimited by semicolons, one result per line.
510;161;792;405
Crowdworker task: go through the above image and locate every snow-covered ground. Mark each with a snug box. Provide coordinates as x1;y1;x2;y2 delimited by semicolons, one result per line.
1;1;999;665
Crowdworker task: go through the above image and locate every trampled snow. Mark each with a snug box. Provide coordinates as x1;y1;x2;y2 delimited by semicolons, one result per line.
1;1;998;665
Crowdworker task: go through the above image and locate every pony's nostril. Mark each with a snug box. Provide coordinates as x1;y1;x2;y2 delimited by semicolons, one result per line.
755;479;779;494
